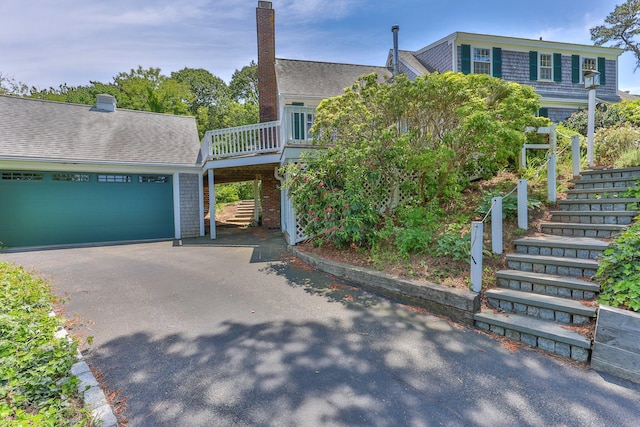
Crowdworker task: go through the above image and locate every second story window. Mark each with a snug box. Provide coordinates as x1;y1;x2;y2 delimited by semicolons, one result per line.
473;48;491;74
539;54;553;81
582;57;596;81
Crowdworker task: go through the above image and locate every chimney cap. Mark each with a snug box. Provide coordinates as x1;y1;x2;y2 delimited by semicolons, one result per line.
391;24;399;32
258;1;272;8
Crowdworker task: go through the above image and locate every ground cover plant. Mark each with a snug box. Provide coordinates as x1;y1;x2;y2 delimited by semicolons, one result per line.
0;262;88;426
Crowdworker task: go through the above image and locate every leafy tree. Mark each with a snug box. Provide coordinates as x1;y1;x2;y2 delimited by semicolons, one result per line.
282;72;545;248
29;82;117;104
0;73;29;96
562;104;627;135
113;66;193;115
171;67;230;113
591;0;640;69
229;61;258;104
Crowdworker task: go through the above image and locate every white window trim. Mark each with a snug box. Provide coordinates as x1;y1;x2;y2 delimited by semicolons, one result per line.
472;46;492;75
538;52;553;82
581;56;597;83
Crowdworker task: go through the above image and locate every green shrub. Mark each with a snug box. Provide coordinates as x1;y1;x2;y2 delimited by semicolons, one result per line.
596;221;640;312
614;147;640;169
594;125;640;167
562;105;626;136
0;262;87;425
433;226;471;263
475;190;541;220
215;184;239;203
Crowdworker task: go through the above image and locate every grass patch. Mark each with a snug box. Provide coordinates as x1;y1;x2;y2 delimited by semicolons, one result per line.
0;261;89;426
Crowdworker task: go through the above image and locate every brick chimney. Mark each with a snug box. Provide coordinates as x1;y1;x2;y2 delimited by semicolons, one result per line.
256;1;278;123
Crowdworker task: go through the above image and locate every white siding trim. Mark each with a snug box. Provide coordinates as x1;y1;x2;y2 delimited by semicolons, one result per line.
173;172;181;239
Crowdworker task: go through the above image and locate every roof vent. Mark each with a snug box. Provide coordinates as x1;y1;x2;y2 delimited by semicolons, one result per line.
391;25;400;76
96;94;117;112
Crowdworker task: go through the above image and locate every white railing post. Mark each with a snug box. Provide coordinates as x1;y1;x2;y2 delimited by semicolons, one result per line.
518;179;528;230
491;197;503;255
572;135;581;178
470;221;483;293
548;153;557;203
208;171;216;240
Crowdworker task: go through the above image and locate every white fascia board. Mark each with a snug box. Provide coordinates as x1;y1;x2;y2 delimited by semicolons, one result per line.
201;153;281;171
454;32;624;58
539;97;588;108
415;32;458;56
0;158;199;174
279;94;326;102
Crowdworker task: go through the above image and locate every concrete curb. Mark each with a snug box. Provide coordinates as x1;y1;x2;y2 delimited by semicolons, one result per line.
291;247;481;325
55;324;118;427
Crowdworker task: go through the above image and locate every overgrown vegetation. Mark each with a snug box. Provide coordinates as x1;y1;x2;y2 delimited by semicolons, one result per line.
0;262;88;425
596;220;640;312
282;72;547;271
215;181;257;204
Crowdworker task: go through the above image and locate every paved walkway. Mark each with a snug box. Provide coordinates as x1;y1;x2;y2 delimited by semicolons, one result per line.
2;228;639;426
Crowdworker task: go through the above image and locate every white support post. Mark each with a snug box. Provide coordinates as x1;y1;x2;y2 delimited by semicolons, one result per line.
550;123;557;152
548;153;557;203
470;221;483;293
587;88;596;168
571;135;581;178
253;178;260;224
518;179;528;230
208;171;216;240
491;197;503;255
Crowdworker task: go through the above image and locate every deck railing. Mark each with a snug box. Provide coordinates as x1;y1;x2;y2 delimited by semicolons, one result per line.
201;106;318;160
203;120;281;160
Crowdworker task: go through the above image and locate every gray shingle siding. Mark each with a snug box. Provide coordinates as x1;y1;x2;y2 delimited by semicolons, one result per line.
416;41;452;73
179;173;200;238
548;108;578;122
398;62;418;80
503;51;619;103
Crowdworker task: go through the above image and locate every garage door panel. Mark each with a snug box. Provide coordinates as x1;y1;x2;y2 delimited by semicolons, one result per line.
0;172;174;247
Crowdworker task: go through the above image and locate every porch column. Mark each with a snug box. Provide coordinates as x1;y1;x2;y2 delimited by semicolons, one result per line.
208;170;216;239
254;178;260;224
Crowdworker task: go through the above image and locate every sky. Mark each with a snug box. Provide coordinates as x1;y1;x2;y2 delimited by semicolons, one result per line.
1;0;638;94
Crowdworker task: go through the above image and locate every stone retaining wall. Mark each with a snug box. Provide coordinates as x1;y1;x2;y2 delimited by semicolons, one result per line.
292;248;480;325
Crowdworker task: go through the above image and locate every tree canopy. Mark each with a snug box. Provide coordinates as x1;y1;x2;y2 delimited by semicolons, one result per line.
5;63;259;139
591;0;640;69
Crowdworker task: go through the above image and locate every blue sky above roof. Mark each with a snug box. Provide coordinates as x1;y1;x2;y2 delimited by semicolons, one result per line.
1;0;637;93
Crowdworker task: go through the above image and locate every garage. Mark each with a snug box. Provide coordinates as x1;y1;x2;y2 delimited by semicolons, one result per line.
0;94;203;248
0;171;175;247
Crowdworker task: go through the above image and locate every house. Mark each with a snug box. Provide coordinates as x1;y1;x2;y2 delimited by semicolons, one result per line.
0;94;203;248
388;32;624;122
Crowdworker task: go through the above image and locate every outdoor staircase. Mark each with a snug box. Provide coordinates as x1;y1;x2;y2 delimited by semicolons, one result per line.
474;166;640;363
226;200;258;226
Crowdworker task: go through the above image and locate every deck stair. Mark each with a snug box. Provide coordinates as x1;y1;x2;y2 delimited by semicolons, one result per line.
226;200;258;226
474;166;640;362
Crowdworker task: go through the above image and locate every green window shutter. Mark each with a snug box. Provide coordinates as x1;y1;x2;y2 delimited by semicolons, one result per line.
571;55;580;83
598;57;606;85
538;107;549;118
529;51;538;81
492;47;502;78
461;44;471;74
553;53;562;82
293;112;304;140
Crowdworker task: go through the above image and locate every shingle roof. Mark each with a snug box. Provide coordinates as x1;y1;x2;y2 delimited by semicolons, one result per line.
0;95;201;166
275;58;391;98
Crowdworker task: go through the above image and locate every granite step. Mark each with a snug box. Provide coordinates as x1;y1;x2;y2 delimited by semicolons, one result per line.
566;187;634;200
540;222;627;238
496;269;599;300
579;166;640;181
505;253;599;278
474;311;591;362
557;198;640;212
572;176;639;190
549;210;637;225
485;288;596;325
513;235;607;260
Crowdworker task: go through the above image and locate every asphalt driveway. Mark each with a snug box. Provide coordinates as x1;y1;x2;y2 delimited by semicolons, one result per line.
2;228;640;426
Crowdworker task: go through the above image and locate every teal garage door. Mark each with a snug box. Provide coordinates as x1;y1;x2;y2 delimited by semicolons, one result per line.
0;171;174;248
